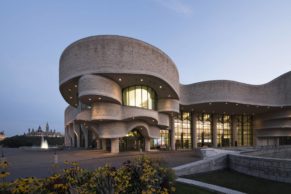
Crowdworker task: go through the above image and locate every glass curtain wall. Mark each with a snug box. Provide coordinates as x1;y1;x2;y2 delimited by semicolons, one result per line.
122;86;156;110
174;112;191;149
217;115;231;147
197;114;212;147
152;130;169;149
237;115;253;146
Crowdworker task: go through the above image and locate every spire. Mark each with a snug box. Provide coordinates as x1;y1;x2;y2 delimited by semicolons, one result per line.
46;122;49;132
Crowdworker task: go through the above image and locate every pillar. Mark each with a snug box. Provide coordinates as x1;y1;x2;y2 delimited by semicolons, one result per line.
73;122;80;148
191;113;198;149
145;138;151;151
169;115;175;151
69;124;75;147
212;114;218;147
231;115;238;146
111;138;119;153
102;139;107;151
80;125;88;149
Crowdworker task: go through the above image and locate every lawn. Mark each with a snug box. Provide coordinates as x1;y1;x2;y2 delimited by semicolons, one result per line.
182;169;291;194
175;182;215;194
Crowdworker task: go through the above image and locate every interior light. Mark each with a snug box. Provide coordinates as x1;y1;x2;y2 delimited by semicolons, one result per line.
68;89;71;92
69;96;73;99
159;85;162;89
118;78;122;82
98;97;102;100
140;78;143;82
88;98;92;101
74;85;77;88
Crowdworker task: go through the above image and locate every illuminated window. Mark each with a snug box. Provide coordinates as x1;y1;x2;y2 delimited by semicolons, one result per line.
122;86;156;110
217;115;231;147
237;115;252;146
197;113;212;146
175;112;191;149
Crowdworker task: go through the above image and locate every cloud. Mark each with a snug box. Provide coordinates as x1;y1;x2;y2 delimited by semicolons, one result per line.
154;0;193;15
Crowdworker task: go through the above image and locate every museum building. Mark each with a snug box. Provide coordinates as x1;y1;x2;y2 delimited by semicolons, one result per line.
60;35;291;153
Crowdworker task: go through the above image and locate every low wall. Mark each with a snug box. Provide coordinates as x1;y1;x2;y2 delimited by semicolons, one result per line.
229;154;291;183
173;153;228;176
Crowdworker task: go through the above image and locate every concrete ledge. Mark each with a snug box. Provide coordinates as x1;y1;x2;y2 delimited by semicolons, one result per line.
176;177;246;194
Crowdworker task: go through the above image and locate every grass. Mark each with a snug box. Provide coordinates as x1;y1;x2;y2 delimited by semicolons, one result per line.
183;169;291;194
175;182;215;194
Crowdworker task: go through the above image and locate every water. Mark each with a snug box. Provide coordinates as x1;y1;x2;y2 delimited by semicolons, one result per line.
41;136;49;149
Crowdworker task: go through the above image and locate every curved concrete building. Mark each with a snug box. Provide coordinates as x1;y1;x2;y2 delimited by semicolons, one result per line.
60;35;291;153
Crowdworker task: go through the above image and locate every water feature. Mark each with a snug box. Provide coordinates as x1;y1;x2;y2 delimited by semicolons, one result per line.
41;136;49;149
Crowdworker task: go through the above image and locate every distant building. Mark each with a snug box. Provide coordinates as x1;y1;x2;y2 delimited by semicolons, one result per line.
0;131;5;141
25;122;63;137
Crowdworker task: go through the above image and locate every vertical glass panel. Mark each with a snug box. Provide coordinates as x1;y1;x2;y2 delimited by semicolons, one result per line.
128;87;136;106
122;85;156;110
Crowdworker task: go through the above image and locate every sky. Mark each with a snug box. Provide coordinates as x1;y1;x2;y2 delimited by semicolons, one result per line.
0;0;291;137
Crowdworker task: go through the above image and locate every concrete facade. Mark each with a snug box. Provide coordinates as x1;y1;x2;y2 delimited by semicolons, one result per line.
60;35;291;153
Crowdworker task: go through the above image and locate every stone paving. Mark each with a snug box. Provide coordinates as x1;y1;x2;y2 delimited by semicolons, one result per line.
1;148;200;181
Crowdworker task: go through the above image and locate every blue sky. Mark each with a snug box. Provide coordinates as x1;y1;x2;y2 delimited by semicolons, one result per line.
0;0;290;136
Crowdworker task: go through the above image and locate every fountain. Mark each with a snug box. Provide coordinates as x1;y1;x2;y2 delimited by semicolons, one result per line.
41;136;49;149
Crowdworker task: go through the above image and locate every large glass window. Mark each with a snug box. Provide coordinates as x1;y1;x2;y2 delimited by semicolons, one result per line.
217;115;231;147
122;86;156;110
237;115;253;146
175;112;191;149
197;114;212;147
152;130;169;149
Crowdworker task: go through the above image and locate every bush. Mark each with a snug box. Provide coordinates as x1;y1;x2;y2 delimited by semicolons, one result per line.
0;156;176;194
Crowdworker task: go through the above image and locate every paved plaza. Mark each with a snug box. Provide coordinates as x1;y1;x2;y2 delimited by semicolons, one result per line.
1;148;200;181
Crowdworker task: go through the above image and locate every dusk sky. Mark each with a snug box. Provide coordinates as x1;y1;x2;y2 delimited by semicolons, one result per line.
0;0;291;137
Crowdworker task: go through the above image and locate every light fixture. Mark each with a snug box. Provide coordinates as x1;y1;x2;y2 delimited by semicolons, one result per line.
152;119;155;122
118;78;122;82
159;85;163;89
236;104;238;106
88;106;92;109
69;96;73;99
74;85;77;88
140;78;143;82
98;97;102;100
68;89;71;92
209;102;212;105
88;98;92;101
168;94;171;97
225;102;228;105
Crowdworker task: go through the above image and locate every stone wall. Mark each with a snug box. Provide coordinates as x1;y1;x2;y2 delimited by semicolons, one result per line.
229;154;291;183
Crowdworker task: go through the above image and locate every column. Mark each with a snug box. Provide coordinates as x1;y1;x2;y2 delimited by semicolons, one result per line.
69;124;75;147
252;117;257;146
111;138;119;153
145;138;151;151
80;125;88;149
191;113;198;149
231;115;238;146
73;122;80;148
102;139;107;151
169;115;175;151
212;114;218;147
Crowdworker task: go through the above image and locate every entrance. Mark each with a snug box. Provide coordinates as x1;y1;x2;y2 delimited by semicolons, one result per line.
120;129;145;151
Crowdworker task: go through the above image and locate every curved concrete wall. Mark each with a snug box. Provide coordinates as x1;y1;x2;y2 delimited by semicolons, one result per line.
180;71;291;107
78;74;122;104
157;99;180;113
66;102;170;128
91;121;160;139
60;35;179;97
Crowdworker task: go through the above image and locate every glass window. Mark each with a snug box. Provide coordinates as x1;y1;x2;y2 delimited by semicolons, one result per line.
237;115;253;146
197;113;212;147
122;86;156;110
174;112;191;149
217;115;231;147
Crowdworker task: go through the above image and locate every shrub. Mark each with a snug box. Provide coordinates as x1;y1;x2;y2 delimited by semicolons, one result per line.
0;156;176;194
